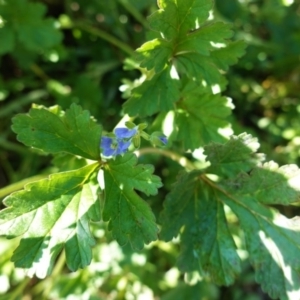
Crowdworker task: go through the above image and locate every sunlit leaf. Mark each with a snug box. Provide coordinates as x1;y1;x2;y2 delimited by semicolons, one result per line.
0;163;100;278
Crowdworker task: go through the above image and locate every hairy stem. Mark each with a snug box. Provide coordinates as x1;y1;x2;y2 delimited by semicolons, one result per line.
74;21;135;57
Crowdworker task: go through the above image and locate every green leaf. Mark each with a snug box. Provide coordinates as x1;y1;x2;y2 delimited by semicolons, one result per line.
123;67;181;117
136;39;172;73
12;104;102;160
102;153;162;249
175;22;233;56
175;83;233;149
148;0;213;40
136;1;245;87
51;153;88;172
175;53;222;84
223;161;300;205
210;40;247;71
160;171;241;286
222;193;300;299
0;163;100;278
0;0;62;53
204;133;265;177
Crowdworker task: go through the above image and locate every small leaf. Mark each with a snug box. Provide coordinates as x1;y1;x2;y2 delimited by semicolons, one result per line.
102;153;162;249
12;104;102;160
0;163;100;278
160;171;241;286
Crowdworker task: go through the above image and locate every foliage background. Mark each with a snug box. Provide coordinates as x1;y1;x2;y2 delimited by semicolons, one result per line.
0;0;300;299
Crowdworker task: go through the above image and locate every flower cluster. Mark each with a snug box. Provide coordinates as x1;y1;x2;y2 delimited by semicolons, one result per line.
100;124;168;158
101;127;137;157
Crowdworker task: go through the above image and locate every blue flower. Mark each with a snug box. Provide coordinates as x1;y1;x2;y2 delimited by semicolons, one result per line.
114;127;137;139
100;127;137;157
101;136;131;157
150;132;168;147
159;136;168;145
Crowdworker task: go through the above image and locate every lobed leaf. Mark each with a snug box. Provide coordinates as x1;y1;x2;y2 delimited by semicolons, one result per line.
102;153;162;249
12;104;102;160
126;0;245;119
222;193;300;299
204;133;265;177
160;171;241;286
0;163;100;278
204;136;300;298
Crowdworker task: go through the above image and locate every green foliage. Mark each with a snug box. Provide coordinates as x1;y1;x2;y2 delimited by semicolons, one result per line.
102;153;162;249
204;133;264;177
222;192;300;300
161;133;300;298
123;67;181;116
0;163;100;278
175;80;233;149
160;170;241;286
0;0;62;54
12;104;102;160
124;0;246;151
1;0;300;299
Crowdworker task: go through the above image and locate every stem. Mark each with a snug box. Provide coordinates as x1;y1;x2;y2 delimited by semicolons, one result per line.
0;90;47;118
30;64;50;82
118;0;149;28
74;21;135;57
0;137;28;154
135;147;195;171
6;277;31;300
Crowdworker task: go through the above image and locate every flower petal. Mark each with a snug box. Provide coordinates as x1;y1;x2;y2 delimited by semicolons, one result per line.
101;136;113;147
114;127;137;139
101;137;116;156
159;136;168;145
116;140;131;155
